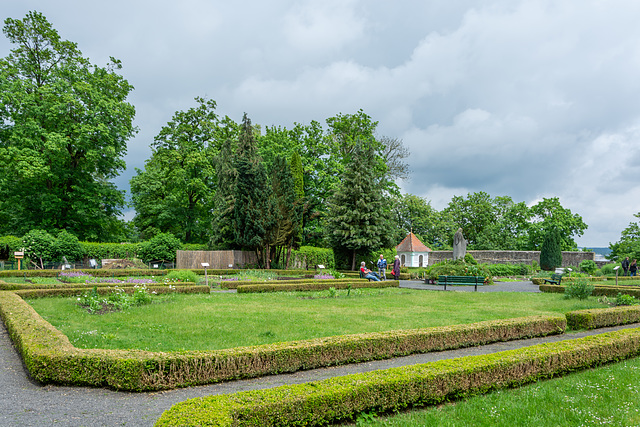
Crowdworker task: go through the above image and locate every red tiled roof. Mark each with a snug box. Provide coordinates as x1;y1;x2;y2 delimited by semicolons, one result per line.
396;232;431;252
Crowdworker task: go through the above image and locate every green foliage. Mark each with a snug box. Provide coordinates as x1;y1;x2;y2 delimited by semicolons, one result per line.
77;285;153;313
600;263;620;276
164;270;199;283
292;246;335;269
391;194;454;250
464;253;478;265
130;97;222;243
426;259;492;281
137;232;182;263
563;279;595;300
54;230;84;262
579;259;598;275
615;293;639;306
486;263;533;276
540;228;563;271
326;142;393;270
527;197;588;251
609;212;640;262
22;229;57;268
0;11;136;241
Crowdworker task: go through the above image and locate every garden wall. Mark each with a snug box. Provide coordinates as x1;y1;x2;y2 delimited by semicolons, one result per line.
176;250;258;269
427;250;595;268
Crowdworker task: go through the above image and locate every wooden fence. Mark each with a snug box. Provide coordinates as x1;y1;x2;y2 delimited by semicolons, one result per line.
176;250;258;269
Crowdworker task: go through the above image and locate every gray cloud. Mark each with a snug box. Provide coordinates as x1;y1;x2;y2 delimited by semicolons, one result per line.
3;0;640;246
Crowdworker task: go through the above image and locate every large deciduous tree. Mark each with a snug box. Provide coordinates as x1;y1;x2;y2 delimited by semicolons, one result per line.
0;11;136;241
527;197;587;251
130;97;222;243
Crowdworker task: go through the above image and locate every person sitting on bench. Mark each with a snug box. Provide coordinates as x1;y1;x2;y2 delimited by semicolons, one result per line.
360;261;381;281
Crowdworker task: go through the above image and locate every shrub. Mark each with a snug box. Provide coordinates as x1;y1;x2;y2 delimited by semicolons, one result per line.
54;230;84;262
463;253;477;265
137;232;182;263
22;229;57;268
292;246;335;269
164;270;199;283
599;263;620;276
579;259;598;275
563;280;594;300
615;293;639;306
426;260;492;282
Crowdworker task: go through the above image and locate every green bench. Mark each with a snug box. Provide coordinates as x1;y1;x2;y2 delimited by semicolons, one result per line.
437;275;486;291
543;273;563;286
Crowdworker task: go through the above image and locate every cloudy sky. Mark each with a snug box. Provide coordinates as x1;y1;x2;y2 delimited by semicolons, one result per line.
3;0;640;247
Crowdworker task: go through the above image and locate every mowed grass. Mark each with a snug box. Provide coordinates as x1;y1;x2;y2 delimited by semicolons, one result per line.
26;288;606;352
356;356;640;427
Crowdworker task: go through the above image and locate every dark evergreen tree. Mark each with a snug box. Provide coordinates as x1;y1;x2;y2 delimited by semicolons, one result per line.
233;114;274;266
326;142;392;270
540;227;563;271
267;156;301;268
210;139;237;249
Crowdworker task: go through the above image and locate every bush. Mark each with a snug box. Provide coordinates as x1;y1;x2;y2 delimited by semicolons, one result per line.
54;230;84;262
22;229;57;268
579;259;598;275
563;280;594;300
292;246;335;269
137;232;182;263
600;263;620;276
426;260;492;282
164;270;199;283
615;293;639;306
486;263;532;276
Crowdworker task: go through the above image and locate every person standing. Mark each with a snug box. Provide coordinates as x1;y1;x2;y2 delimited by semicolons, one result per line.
392;255;401;280
630;259;637;277
377;254;387;280
622;257;630;276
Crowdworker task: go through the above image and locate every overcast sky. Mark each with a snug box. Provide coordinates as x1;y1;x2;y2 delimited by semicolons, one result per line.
3;0;640;247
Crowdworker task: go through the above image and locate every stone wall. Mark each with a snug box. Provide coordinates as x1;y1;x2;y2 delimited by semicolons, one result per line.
426;250;595;268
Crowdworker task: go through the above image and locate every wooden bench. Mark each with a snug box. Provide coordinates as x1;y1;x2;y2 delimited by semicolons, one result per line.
437;275;486;291
543;273;563;286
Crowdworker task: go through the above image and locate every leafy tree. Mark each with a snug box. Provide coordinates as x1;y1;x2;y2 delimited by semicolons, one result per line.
210;140;237;249
130;97;221;243
392;194;455;249
137;232;182;263
0;11;136;241
527;197;587;251
325;142;392;270
540;227;562;271
445;192;497;248
609;212;640;261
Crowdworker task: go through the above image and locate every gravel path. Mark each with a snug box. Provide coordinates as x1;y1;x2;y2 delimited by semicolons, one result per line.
1;280;633;426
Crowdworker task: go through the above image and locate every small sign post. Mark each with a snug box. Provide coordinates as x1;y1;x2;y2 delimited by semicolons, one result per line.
14;251;24;271
201;263;210;287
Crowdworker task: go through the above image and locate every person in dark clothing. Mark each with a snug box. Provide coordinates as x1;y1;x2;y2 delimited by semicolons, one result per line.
392;255;401;280
622;257;630;276
630;259;637;277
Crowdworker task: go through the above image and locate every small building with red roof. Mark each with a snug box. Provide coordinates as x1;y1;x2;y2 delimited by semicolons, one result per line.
396;232;432;267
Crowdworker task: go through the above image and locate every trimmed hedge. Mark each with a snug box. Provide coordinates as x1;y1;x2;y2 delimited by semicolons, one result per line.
0;281;190;291
0;289;564;391
219;278;369;290
155;327;640;426
236;280;399;293
540;284;640;298
566;306;640;330
13;285;207;299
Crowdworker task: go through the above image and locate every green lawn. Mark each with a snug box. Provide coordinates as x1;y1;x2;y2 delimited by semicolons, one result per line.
26;288;606;352
356;356;640;426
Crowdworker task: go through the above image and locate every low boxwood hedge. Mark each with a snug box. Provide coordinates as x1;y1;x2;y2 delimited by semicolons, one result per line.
540;284;640;298
13;285;207;299
219;277;368;290
566;305;640;330
236;280;397;293
155;326;640;426
0;289;564;391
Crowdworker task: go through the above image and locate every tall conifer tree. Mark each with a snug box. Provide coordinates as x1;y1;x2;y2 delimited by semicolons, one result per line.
326;142;391;270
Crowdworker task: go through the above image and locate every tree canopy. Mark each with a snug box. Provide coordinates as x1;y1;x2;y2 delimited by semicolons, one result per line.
0;11;136;241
